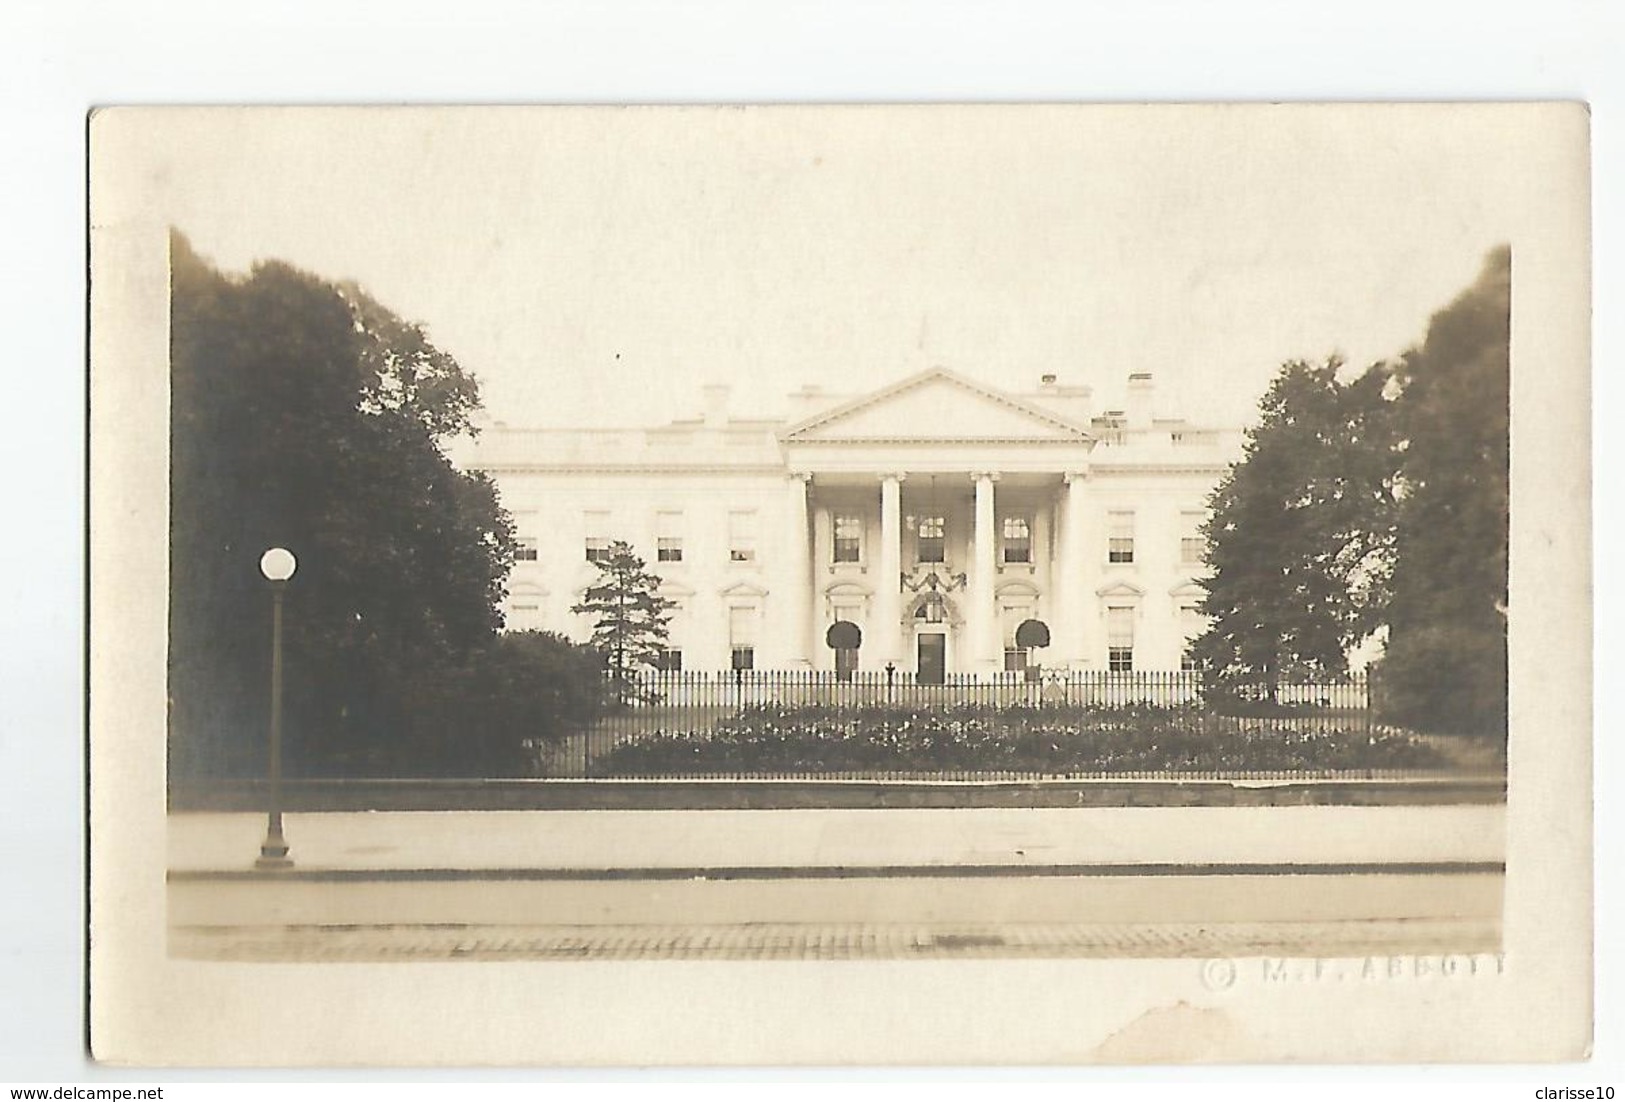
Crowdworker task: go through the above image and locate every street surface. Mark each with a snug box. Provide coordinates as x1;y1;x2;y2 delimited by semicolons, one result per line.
168;808;1503;962
173;915;1500;962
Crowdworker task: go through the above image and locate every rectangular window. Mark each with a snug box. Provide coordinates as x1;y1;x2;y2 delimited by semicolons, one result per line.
515;537;539;562
1107;510;1135;564
833;513;863;563
654;648;683;672
916;515;945;564
584;511;610;563
656;512;683;563
1003;647;1028;673
1179;601;1205;671
1001;515;1031;564
1107;605;1135;672
729;606;757;670
728;510;757;562
1180;511;1205;566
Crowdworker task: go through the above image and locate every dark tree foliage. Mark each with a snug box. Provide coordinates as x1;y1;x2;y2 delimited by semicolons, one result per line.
1381;247;1510;736
570;541;674;705
168;232;518;777
1193;357;1400;698
399;631;606;776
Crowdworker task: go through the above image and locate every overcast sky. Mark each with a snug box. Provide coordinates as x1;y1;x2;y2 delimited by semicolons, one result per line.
156;105;1519;429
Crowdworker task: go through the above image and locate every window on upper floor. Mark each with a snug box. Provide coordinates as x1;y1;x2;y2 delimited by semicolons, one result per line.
1002;516;1031;564
515;536;539;562
1107;510;1135;564
833;513;863;563
916;515;945;564
728;510;757;563
656;511;684;563
1180;511;1206;566
584;511;611;563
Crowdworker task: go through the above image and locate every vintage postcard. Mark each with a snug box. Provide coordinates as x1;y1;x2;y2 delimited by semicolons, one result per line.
87;104;1591;1065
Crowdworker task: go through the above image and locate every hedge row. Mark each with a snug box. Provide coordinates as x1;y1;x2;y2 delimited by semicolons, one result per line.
592;703;1449;775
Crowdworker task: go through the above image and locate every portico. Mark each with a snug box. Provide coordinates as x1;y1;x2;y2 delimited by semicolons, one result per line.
786;467;1096;677
779;369;1100;678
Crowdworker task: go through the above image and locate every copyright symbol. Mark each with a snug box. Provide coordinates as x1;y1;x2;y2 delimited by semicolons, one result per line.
1201;958;1237;990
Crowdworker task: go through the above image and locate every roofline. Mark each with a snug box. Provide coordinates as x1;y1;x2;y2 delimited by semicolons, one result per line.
779;366;1097;441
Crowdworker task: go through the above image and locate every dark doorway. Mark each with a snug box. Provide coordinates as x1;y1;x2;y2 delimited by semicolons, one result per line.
835;647;859;682
917;633;946;685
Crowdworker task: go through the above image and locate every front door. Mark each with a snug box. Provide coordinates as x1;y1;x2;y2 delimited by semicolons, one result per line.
835;646;859;682
917;633;946;685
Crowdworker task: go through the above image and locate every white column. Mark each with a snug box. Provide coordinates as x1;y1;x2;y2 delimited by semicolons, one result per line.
1060;469;1089;667
970;471;999;674
876;473;904;665
784;472;812;668
1032;495;1053;635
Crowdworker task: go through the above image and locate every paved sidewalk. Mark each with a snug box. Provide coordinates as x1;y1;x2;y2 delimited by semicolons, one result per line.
171;805;1507;874
172;917;1502;962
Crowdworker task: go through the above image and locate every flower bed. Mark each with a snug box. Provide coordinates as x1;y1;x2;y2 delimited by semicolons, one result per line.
590;702;1449;777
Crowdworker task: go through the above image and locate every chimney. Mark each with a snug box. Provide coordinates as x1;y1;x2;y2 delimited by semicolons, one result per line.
1125;373;1155;429
702;383;731;428
1025;374;1094;424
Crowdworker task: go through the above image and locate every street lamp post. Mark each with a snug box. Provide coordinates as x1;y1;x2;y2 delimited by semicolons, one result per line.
256;547;297;870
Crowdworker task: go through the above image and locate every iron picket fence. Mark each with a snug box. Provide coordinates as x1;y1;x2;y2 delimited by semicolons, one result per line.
528;668;1440;782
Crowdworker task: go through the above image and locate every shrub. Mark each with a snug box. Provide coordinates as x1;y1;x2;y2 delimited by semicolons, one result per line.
394;631;605;776
592;702;1446;776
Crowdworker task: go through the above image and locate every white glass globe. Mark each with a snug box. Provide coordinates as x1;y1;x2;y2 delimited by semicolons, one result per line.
259;547;298;582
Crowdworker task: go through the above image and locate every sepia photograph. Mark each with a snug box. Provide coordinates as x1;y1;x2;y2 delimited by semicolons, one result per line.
86;103;1591;1066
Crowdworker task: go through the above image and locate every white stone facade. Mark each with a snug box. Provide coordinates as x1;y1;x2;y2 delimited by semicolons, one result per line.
458;368;1243;678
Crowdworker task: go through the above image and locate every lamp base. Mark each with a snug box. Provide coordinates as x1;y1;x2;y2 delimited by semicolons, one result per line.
256;832;293;870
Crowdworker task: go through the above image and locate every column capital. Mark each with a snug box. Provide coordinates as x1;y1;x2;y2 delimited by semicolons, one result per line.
1062;468;1091;485
879;471;908;485
788;470;813;484
970;470;1002;484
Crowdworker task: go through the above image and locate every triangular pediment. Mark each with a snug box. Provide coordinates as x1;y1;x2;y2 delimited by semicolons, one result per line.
783;368;1093;444
1096;580;1147;599
718;580;769;599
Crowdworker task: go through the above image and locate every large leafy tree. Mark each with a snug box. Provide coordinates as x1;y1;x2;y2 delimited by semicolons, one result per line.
1381;247;1510;736
570;541;674;704
168;232;516;777
1193;357;1400;697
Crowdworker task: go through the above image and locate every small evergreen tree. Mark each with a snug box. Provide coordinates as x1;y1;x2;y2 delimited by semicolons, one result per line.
570;541;675;704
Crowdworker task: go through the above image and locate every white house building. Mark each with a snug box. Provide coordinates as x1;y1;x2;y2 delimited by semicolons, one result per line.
457;367;1243;681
